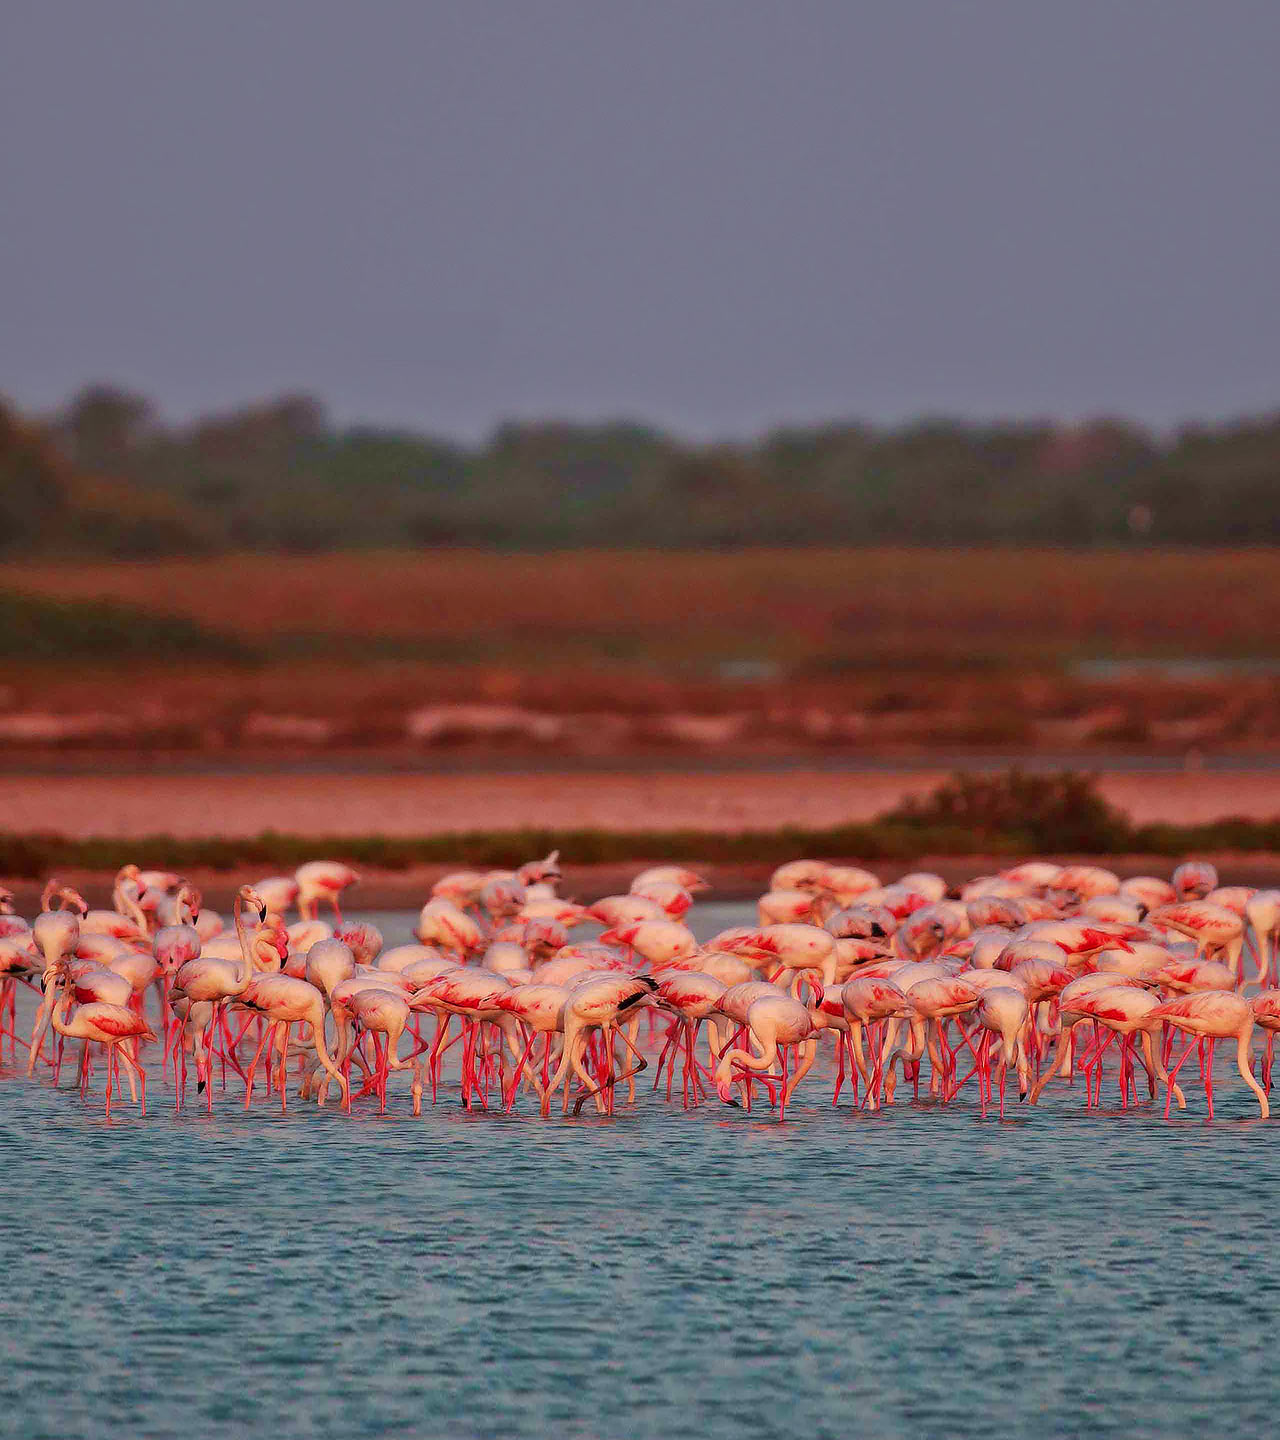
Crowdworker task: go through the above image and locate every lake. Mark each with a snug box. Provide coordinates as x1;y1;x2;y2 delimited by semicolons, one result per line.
2;908;1275;1439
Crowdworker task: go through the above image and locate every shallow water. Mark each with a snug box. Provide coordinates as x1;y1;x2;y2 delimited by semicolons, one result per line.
3;909;1277;1439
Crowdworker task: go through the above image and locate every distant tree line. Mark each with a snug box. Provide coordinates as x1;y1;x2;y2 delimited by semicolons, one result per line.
2;385;1278;556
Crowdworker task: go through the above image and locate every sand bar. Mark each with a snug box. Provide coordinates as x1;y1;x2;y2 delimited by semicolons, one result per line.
1;767;1277;839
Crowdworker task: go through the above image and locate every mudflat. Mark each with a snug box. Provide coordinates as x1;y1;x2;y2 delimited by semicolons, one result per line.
2;766;1278;839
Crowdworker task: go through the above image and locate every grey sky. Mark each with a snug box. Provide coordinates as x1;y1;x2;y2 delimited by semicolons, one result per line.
4;1;1279;441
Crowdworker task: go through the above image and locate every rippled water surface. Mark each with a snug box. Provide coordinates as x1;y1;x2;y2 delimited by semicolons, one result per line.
3;908;1278;1439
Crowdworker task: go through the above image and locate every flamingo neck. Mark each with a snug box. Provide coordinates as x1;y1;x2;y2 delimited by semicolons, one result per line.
232;897;258;992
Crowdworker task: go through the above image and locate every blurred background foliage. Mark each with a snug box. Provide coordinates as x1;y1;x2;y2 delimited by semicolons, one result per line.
3;385;1278;558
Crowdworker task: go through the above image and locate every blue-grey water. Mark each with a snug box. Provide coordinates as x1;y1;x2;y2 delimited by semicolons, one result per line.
3;907;1277;1439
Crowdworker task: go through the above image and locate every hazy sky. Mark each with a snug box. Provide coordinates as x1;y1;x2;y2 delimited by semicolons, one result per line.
4;2;1279;440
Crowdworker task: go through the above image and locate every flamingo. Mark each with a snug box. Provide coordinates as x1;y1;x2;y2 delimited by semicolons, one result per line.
344;987;425;1114
0;935;40;1060
44;961;155;1116
1172;860;1219;901
1030;984;1184;1110
960;987;1030;1118
631;864;708;893
414;898;485;955
167;886;267;1108
825;903;897;944
1054;864;1121;900
234;968;350;1111
1245;890;1280;986
900;974;981;1099
1000;861;1065;891
839;976;915;1109
374;943;445;974
1250;991;1280;1092
756;889;818;924
746;923;837;990
489;982;574;1111
967;896;1030;930
597;919;694;965
713;993;823;1120
540;974;657;1116
26;903;82;1073
630;881;695;920
254;875;301;918
332;920;384;966
430;870;488;906
584;895;666;928
1119;875;1177;911
406;968;515;1109
520;896;589;927
1149;991;1267;1119
295;861;360;921
1148;902;1247;981
651;970;727;1106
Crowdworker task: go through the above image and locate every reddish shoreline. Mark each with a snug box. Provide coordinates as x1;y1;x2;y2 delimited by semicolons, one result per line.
3;766;1280;840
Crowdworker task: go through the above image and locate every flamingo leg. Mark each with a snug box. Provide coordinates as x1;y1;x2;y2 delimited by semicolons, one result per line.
118;1046;146;1114
243;1021;277;1109
1164;1034;1201;1119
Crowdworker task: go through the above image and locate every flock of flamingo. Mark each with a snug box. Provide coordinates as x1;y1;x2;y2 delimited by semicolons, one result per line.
3;853;1280;1123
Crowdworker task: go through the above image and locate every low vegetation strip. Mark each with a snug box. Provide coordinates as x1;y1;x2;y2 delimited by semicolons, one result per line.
0;590;251;662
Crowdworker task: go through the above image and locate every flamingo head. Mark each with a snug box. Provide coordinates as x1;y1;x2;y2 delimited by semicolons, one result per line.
238;885;269;924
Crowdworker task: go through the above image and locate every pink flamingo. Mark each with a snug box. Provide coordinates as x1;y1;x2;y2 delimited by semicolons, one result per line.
652;970;727;1107
632;864;708;893
344;987;425;1114
1250;991;1280;1092
1149;991;1268;1119
1148;902;1246;981
254;875;301;918
954;987;1030;1118
414;898;485;955
44;961;155;1116
294;861;360;922
585;895;666;928
1245;891;1280;986
168;886;267;1107
1172;860;1219;901
901;974;981;1099
407;968;514;1109
489;982;574;1112
26;903;82;1073
541;974;657;1116
1032;985;1184;1110
598;920;697;969
839;976;915;1109
713;993;824;1121
0;936;40;1060
234;961;349;1112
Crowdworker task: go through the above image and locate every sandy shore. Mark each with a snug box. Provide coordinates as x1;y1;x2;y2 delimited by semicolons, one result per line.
1;767;1278;839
